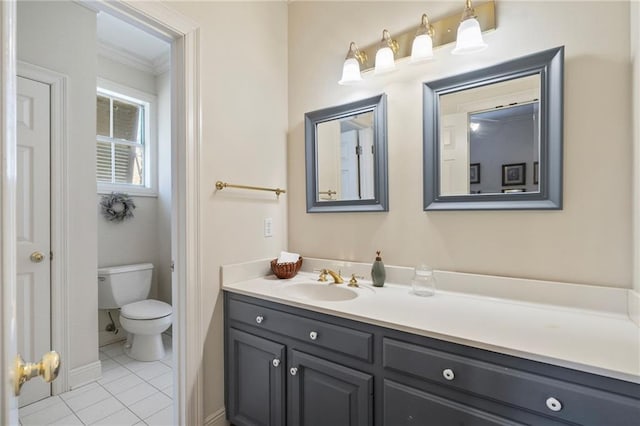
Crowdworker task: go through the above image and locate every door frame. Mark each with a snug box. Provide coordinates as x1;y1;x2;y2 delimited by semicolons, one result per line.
1;0;19;423
17;62;69;398
85;2;203;425
91;3;203;424
1;1;204;425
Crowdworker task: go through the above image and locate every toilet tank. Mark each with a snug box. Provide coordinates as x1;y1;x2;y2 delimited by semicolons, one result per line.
98;263;153;309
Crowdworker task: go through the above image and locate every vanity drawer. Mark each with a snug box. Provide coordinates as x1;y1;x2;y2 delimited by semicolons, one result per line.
383;338;640;425
228;298;373;362
384;379;526;426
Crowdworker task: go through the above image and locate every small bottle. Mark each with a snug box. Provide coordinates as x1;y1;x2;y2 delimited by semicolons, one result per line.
371;251;386;287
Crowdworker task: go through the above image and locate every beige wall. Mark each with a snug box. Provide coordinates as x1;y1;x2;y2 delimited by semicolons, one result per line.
288;1;632;288
17;1;99;371
164;1;289;418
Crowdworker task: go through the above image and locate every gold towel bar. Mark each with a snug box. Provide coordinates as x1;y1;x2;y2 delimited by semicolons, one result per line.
215;181;286;197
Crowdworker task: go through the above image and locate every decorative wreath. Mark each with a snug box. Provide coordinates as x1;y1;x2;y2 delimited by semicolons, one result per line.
100;192;136;222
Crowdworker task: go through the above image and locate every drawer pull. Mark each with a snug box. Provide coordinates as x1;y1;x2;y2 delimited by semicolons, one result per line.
546;397;562;412
272;358;280;367
442;368;455;381
309;331;318;341
290;367;298;376
255;315;264;324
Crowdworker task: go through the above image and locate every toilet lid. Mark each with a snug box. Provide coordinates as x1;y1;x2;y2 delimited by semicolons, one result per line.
121;300;172;320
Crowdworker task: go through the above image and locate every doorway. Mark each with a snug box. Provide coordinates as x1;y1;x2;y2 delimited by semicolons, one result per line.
2;1;202;424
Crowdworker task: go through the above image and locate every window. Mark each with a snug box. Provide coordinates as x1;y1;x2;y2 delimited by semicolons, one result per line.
96;80;156;195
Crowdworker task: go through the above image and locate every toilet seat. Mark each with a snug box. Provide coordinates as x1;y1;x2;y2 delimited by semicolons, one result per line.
121;299;172;320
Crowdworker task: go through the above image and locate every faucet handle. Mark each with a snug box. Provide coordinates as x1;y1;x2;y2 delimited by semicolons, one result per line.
318;269;328;282
348;274;359;287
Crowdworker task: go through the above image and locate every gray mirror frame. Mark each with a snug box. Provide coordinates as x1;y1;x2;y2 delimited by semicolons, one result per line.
305;94;389;213
423;46;564;211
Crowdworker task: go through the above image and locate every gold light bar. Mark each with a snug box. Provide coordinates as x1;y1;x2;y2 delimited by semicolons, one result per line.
358;0;496;73
215;181;286;197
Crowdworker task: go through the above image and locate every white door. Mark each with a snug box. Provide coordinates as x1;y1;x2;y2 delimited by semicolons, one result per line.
16;76;51;407
440;113;470;195
340;129;358;199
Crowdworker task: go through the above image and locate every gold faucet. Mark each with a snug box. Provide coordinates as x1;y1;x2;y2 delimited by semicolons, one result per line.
318;269;344;284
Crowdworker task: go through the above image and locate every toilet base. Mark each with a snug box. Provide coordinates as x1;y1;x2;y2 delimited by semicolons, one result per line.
125;333;165;362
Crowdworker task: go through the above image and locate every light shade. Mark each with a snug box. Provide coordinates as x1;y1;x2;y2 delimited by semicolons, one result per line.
375;47;395;74
374;30;398;75
411;34;434;63
410;14;434;63
452;17;487;54
338;58;363;85
338;42;367;85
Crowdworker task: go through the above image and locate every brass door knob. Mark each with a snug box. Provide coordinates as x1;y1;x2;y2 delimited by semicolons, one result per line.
14;351;61;396
30;251;45;263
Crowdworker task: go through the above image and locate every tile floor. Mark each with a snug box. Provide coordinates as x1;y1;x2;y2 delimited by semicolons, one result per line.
19;335;174;426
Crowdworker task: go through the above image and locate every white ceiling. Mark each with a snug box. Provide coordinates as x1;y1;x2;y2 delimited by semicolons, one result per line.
96;12;171;74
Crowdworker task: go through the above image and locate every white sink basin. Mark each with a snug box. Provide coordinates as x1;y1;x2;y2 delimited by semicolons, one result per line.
284;283;358;302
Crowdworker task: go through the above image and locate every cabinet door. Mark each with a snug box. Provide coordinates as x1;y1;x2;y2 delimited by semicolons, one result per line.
227;328;286;426
289;350;373;426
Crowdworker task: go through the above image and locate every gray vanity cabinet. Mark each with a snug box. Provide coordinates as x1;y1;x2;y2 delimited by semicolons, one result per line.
226;328;286;426
225;293;374;426
224;292;640;426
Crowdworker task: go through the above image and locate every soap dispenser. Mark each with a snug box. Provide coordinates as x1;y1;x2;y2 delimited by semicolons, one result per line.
371;250;386;287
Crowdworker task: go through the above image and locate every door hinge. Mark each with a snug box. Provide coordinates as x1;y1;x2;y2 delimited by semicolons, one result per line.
355;146;362;156
50;251;53;261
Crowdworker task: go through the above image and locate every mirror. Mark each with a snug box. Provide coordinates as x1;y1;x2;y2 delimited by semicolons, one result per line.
305;94;388;212
423;47;563;210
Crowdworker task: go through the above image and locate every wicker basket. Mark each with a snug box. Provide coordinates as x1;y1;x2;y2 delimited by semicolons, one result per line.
271;256;303;279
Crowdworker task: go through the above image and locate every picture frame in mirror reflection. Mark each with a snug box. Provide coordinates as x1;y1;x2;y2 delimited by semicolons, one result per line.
502;163;526;186
469;163;480;184
422;46;564;210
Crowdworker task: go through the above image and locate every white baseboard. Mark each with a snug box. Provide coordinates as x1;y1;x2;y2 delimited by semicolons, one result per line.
629;289;640;327
68;360;102;390
204;407;227;426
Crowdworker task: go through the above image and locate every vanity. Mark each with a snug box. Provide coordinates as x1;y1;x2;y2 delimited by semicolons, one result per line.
222;262;640;426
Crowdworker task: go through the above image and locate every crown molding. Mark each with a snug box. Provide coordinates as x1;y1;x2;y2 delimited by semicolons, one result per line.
97;40;168;76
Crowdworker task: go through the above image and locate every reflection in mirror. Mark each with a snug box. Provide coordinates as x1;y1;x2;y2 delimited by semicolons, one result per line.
316;112;375;201
305;94;388;212
439;75;540;195
423;46;564;210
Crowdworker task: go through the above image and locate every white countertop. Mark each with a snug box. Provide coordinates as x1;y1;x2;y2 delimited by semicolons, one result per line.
222;271;640;384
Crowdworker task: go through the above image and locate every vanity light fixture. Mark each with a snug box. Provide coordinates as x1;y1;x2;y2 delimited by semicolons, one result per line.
337;0;495;82
452;0;488;55
410;14;435;63
338;42;368;85
374;30;399;74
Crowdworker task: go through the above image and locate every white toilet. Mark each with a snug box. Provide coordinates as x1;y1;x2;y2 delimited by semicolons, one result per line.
98;263;172;361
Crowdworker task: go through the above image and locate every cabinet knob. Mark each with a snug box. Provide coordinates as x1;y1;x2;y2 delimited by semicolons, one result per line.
309;331;318;341
272;358;280;367
290;367;298;376
442;368;455;381
255;315;264;324
546;397;562;412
